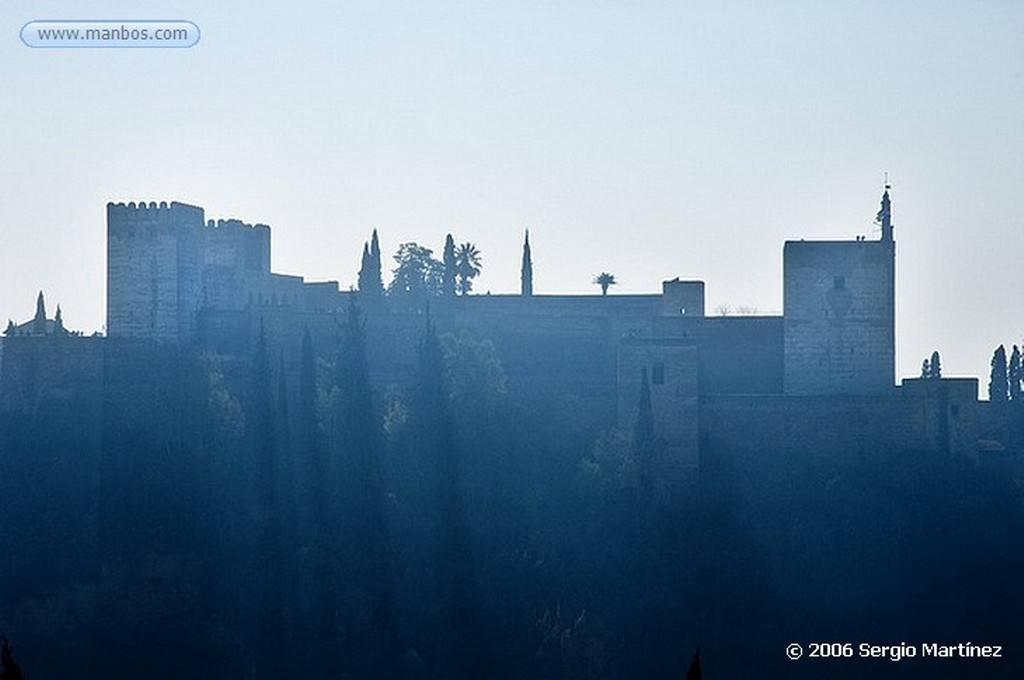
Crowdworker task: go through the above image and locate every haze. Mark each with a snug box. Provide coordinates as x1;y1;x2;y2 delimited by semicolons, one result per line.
2;1;1022;387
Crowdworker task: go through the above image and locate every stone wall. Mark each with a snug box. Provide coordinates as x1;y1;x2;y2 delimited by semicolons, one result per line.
0;336;105;429
652;315;783;395
700;377;978;460
618;338;700;497
783;239;895;395
107;202;204;342
201;218;271;311
661;279;705;317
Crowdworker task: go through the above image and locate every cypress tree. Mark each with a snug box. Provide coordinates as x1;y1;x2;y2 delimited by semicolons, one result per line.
920;358;930;379
358;230;385;300
357;241;372;294
1010;345;1022;401
414;310;483;675
33;291;46;335
521;230;533;297
632;367;656;503
250;320;285;674
298;327;337;675
989;345;1009;402
277;351;294;528
335;297;397;675
930;350;941;379
442;234;457;297
370;229;384;297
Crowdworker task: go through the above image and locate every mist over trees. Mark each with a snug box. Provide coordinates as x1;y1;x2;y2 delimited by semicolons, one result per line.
3;254;1024;677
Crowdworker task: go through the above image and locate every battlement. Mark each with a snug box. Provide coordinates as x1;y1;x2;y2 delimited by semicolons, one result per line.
107;200;204;219
206;218;271;233
203;217;271;274
107;201;204;342
107;201;205;238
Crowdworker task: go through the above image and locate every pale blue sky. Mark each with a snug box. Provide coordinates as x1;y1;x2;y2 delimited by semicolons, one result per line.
2;1;1022;388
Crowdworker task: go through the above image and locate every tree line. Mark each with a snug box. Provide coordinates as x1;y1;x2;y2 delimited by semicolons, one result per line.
357;229;482;306
988;344;1024;402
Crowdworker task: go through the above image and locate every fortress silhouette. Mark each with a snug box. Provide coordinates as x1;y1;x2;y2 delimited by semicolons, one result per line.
0;190;980;501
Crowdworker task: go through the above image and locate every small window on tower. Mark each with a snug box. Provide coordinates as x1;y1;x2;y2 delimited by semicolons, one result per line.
834;276;845;290
652;363;665;385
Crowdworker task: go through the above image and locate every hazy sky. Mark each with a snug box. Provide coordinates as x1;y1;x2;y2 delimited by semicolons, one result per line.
2;1;1022;389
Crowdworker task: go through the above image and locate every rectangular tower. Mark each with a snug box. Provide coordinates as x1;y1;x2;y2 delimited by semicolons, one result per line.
783;238;895;394
618;338;699;501
106;201;204;342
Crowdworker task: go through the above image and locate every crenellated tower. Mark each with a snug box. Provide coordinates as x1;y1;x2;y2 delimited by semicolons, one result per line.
106;201;204;342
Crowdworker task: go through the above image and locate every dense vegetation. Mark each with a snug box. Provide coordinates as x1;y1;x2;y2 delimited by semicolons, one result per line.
1;305;1023;678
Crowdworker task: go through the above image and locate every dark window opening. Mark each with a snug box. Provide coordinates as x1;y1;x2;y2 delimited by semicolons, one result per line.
652;363;665;385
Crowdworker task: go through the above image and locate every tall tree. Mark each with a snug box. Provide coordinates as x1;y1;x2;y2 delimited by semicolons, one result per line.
357;241;372;294
358;231;385;300
369;229;384;295
276;351;296;552
33;290;46;335
632;366;656;502
1010;345;1022;401
388;243;442;302
989;344;1009;402
335;297;397;675
594;272;617;296
298;327;337;675
930;350;941;379
249;320;285;674
442;234;457;297
414;313;483;675
455;242;482;295
521;230;533;297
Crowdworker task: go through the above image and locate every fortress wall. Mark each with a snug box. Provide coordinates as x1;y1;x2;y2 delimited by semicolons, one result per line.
0;337;105;432
100;339;201;429
203;219;270;274
975;402;1024;468
254;275;340;312
700;381;978;460
453;294;661;321
701;395;932;460
661;280;705;317
899;378;979;458
618;339;699;494
198;302;624;431
784;240;895;395
107;202;204;342
202;220;274;311
653;315;784;395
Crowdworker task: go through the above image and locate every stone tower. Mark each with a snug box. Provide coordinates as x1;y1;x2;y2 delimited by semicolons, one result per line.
106;201;204;342
783;188;896;394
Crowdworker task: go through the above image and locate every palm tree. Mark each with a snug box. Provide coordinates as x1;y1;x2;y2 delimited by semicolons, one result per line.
593;272;617;296
455;242;482;295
